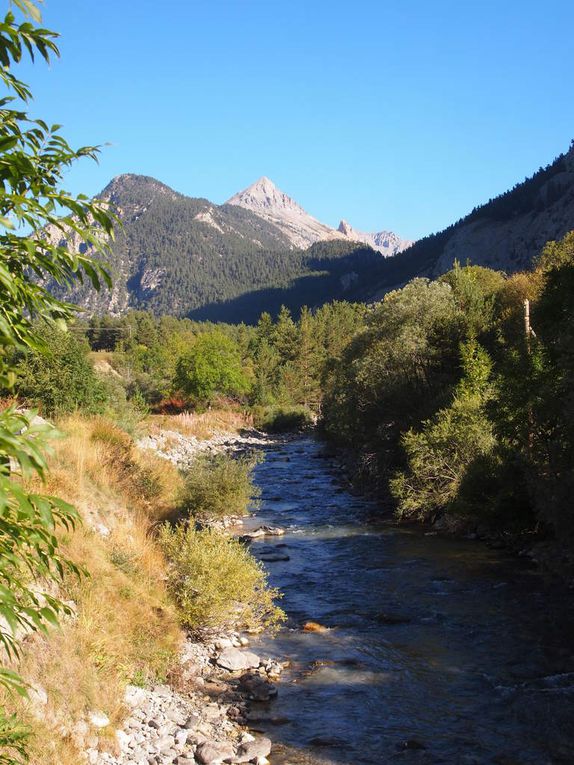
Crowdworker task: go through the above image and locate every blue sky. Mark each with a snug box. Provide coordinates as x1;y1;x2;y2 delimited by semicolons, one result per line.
17;0;574;239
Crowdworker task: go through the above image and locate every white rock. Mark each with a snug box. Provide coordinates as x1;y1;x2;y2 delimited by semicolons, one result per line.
125;684;147;707
115;728;131;750
89;710;110;728
216;647;260;672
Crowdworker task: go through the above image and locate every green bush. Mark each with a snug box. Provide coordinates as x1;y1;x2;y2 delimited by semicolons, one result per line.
180;452;260;521
174;330;250;404
100;375;149;435
390;341;496;522
14;326;108;417
159;524;284;632
254;405;314;433
452;449;535;530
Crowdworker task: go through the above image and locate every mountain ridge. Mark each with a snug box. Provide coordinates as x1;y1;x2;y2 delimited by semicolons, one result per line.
47;173;386;319
226;176;412;254
362;141;574;301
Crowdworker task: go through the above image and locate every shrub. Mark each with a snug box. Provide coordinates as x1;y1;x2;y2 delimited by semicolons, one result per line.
14;326;108;417
99;375;149;436
180;452;260;521
159;523;284;632
452;449;535;530
391;341;496;522
254;405;314;433
174;330;250;404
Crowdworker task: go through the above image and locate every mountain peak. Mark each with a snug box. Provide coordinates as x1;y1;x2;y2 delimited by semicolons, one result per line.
100;173;179;203
338;219;352;236
337;218;413;257
226;177;305;215
226;177;340;248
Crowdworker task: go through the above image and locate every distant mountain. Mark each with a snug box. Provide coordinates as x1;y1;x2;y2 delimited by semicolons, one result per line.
226;176;411;255
51;143;573;323
226;176;346;249
49;173;388;320
337;219;413;257
364;142;574;299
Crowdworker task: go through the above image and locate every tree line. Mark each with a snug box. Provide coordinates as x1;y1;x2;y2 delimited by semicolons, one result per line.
12;232;574;550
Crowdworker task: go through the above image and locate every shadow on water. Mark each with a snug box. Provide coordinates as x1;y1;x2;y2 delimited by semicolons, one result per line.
243;437;574;765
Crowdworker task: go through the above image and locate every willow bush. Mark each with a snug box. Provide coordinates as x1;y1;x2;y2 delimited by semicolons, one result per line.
179;452;261;522
159;524;284;633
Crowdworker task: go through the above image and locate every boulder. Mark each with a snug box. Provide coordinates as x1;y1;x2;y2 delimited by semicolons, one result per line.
195;740;235;764
216;647;261;671
258;553;290;562
233;737;272;763
88;710;110;728
239;673;277;702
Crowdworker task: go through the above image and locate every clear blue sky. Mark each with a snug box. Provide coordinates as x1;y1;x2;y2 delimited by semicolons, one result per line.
17;0;574;240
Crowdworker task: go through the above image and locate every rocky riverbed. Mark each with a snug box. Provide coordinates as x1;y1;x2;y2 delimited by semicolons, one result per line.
137;428;270;469
89;632;284;765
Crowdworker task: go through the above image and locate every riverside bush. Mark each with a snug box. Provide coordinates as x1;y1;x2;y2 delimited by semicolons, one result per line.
254;405;314;433
180;453;260;521
390;341;496;522
159;524;284;632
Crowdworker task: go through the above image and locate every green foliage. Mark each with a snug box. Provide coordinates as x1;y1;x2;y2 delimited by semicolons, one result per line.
0;408;84;672
440;261;505;337
159;523;284;633
253;405;314;433
322;278;462;458
0;4;113;754
453;449;534;529
179;452;260;522
390;341;496;521
13;325;107;416
0;712;29;765
528;232;574;539
174;330;250;404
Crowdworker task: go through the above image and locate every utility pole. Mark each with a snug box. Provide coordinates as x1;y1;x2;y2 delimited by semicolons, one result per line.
524;298;535;459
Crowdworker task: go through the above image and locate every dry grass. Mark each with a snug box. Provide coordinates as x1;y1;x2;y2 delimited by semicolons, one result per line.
1;415;184;764
149;408;253;441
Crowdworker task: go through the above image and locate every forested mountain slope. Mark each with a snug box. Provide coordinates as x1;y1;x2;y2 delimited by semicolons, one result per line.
364;142;574;298
51;174;387;319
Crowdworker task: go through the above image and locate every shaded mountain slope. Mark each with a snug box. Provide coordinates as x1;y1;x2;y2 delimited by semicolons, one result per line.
365;143;574;299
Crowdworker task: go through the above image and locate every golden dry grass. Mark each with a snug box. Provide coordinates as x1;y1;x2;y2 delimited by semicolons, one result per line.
149;408;253;441
1;415;184;765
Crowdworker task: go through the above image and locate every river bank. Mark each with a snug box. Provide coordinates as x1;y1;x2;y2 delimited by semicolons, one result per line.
326;439;574;585
96;425;287;765
131;426;574;764
90;630;284;765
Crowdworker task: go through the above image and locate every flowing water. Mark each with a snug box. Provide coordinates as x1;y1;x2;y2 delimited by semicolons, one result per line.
243;436;574;765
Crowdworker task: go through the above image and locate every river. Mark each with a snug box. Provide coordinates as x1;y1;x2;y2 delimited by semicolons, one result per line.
242;436;574;765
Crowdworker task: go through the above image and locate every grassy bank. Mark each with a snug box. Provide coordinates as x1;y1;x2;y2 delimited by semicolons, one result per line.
0;413;281;764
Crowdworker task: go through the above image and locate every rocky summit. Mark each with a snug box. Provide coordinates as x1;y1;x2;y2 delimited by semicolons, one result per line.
337;218;413;256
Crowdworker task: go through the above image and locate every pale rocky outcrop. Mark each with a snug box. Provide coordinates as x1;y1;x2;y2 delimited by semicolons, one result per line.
227;176;411;253
337;218;413;256
226;176;348;249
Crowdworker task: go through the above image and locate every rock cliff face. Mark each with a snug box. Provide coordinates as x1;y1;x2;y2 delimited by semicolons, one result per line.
226;176;411;253
226;176;347;249
337;219;413;256
430;151;574;275
363;142;574;301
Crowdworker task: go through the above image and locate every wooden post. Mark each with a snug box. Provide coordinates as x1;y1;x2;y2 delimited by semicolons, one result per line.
524;298;533;458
